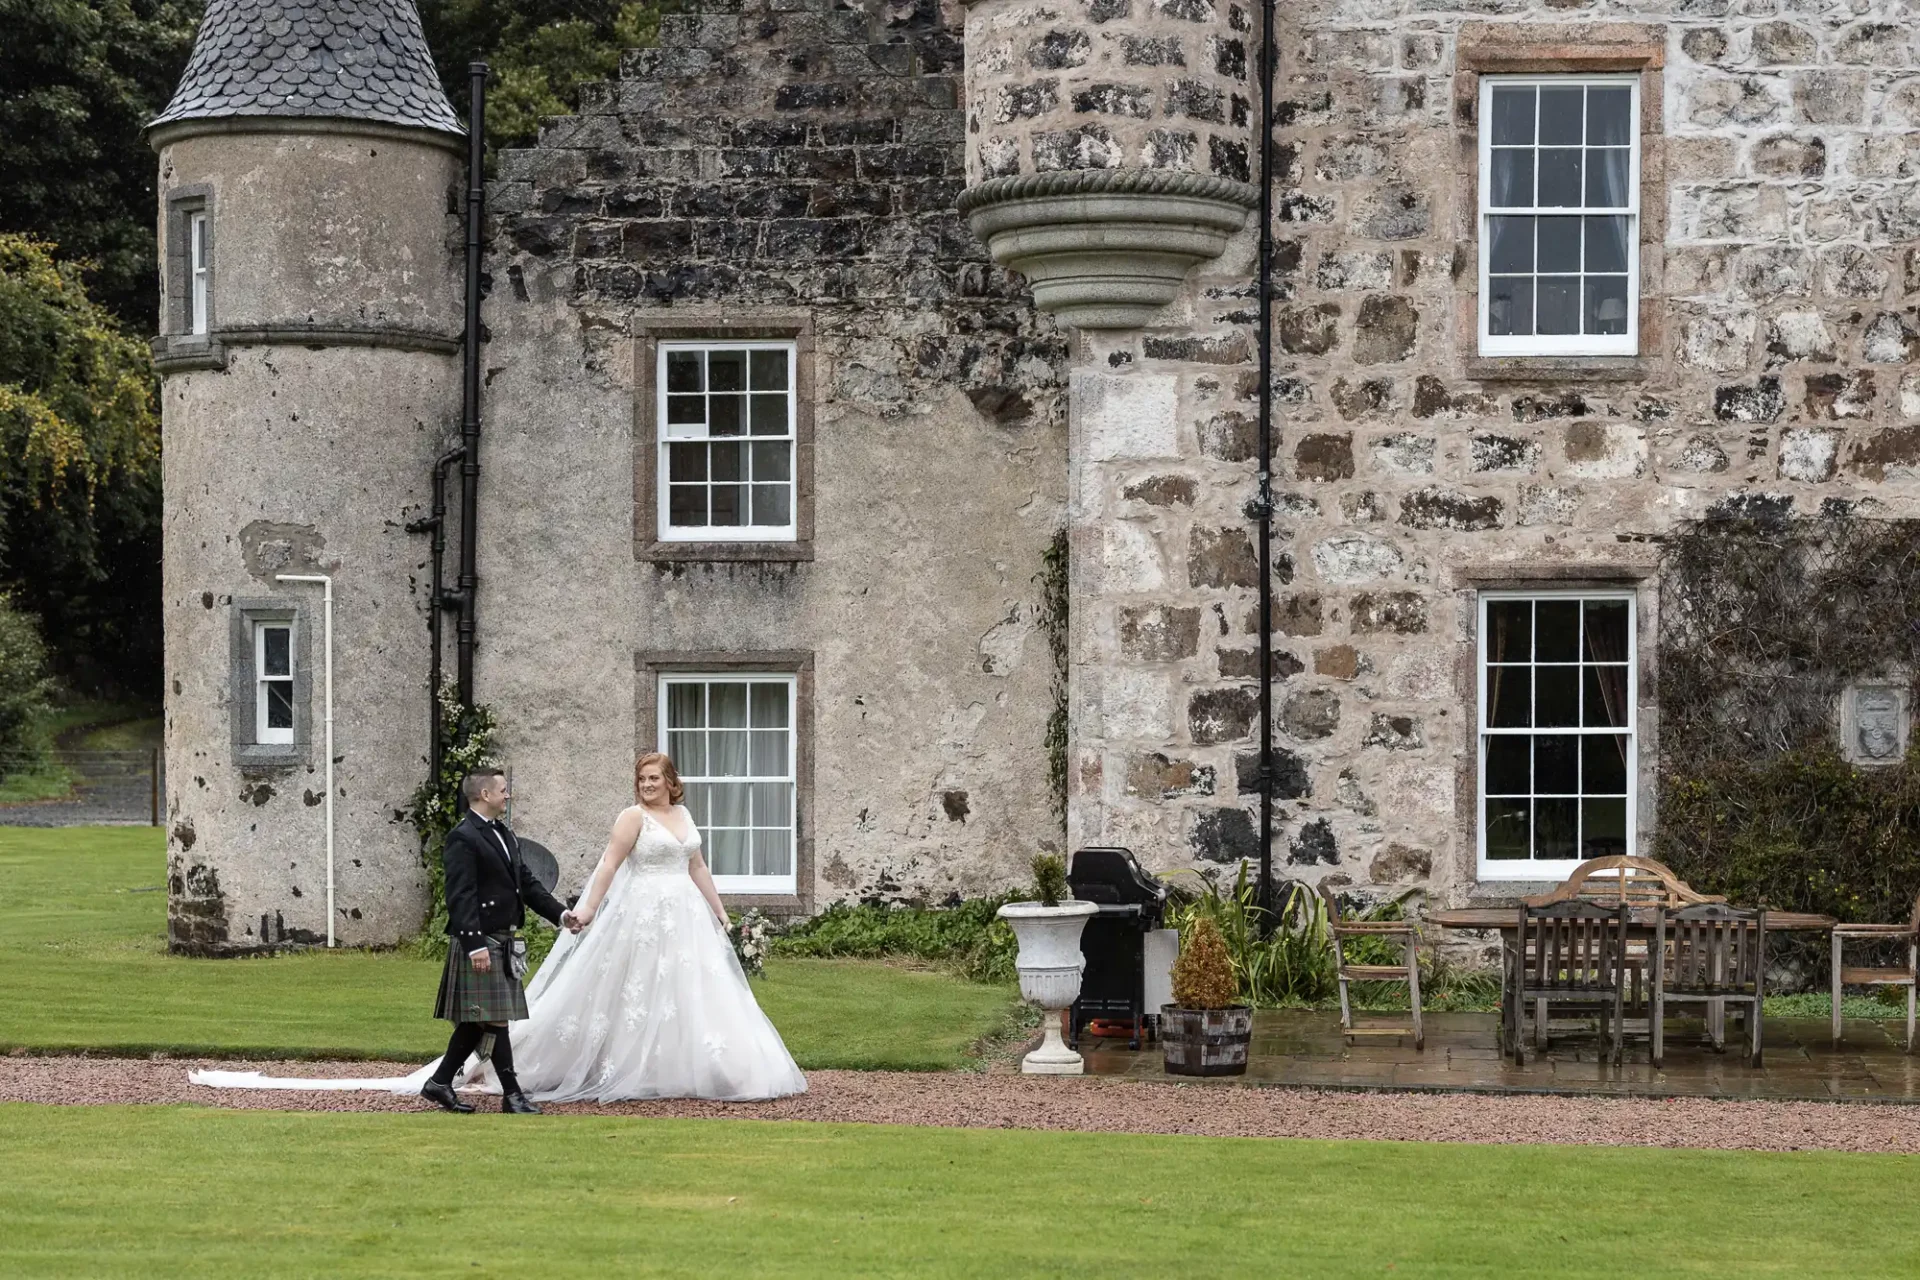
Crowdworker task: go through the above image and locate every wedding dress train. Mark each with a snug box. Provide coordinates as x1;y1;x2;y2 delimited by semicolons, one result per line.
190;806;807;1102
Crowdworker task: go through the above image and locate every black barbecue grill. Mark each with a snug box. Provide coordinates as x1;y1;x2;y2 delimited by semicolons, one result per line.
1067;847;1167;1050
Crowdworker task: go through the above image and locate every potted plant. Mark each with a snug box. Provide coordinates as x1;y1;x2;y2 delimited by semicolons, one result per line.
997;854;1098;1074
1160;915;1253;1076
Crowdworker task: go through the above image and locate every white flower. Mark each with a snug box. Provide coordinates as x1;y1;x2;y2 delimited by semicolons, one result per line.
703;1033;729;1058
558;1015;580;1045
589;1012;610;1042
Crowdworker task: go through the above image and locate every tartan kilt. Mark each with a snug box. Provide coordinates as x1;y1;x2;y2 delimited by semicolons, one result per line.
433;933;530;1024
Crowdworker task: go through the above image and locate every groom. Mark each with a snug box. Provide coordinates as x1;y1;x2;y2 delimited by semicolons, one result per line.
421;767;568;1115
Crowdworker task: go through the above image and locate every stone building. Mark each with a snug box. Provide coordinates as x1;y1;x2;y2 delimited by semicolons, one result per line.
151;0;1920;952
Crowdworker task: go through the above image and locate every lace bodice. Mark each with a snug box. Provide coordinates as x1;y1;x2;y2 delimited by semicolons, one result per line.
627;805;700;873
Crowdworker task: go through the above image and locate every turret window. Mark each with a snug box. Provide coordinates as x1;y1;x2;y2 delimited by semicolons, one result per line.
254;621;294;746
189;212;210;336
165;186;214;339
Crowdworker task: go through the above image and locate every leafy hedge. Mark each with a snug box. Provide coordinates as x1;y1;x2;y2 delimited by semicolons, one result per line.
771;898;1022;985
1657;746;1920;928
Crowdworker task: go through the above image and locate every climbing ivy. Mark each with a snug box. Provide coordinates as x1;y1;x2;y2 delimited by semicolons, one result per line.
1035;526;1069;823
1654;517;1920;957
402;683;501;959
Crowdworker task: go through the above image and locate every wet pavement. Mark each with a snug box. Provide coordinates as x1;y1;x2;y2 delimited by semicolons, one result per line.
1081;1009;1920;1103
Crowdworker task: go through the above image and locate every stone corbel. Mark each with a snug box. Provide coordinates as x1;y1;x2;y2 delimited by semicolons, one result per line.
958;169;1259;330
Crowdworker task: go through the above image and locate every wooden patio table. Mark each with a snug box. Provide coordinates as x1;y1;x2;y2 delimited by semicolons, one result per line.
1429;907;1837;1054
1427;907;1836;933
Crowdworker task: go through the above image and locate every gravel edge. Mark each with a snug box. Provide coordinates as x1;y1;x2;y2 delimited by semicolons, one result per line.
4;1057;1919;1153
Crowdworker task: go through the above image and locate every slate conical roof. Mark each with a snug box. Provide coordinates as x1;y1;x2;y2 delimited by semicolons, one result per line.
150;0;463;140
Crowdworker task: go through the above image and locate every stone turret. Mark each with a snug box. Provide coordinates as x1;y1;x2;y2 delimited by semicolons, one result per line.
150;0;464;952
959;0;1267;860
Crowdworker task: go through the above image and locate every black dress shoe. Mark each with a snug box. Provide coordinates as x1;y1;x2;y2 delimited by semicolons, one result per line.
501;1090;542;1115
421;1080;474;1113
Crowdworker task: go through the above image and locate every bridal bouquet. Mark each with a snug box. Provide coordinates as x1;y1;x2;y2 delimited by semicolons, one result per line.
731;908;771;978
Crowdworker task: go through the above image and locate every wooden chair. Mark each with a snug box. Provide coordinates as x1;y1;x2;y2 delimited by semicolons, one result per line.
1522;855;1725;1043
1829;890;1920;1052
1653;903;1765;1068
1505;900;1628;1066
1318;885;1423;1051
1524;855;1726;910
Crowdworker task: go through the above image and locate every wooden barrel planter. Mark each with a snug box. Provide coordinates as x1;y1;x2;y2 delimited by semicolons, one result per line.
1159;1005;1253;1077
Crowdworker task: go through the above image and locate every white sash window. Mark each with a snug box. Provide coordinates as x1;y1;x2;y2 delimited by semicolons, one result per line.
1478;592;1637;880
254;621;294;745
1479;75;1639;356
657;343;797;542
189;212;210;336
660;674;798;895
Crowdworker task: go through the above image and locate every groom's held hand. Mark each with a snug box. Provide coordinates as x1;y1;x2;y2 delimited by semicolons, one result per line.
469;947;492;973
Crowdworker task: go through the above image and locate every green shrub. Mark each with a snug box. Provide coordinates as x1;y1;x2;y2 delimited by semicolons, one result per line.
1170;916;1237;1009
771;897;1022;984
1658;746;1920;930
1163;865;1336;1006
0;594;53;782
1030;853;1067;907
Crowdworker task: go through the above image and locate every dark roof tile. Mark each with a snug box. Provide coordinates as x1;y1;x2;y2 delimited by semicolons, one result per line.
151;0;463;138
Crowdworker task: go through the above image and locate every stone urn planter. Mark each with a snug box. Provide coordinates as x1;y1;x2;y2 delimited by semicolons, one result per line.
997;899;1099;1074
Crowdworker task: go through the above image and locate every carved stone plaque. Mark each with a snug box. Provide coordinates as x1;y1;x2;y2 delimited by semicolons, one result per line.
1842;683;1910;766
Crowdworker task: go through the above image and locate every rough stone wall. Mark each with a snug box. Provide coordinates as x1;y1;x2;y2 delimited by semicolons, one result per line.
159;129;460;952
1248;3;1920;902
963;0;1256;184
476;0;1070;908
953;0;1920;904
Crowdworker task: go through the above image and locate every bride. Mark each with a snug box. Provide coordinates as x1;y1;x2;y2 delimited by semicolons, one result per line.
191;752;806;1103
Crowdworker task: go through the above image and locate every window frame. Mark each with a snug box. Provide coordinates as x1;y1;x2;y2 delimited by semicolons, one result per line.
633;316;815;565
654;340;799;545
253;620;295;746
1475;588;1638;882
164;186;214;340
189;211;210;336
657;671;800;897
1476;72;1641;358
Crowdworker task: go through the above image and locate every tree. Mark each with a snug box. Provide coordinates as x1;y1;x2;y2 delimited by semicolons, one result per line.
0;593;56;782
0;0;203;329
419;0;666;151
0;235;162;696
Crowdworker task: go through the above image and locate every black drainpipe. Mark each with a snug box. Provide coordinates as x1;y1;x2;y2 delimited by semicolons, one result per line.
454;61;488;709
408;63;487;781
1247;0;1280;922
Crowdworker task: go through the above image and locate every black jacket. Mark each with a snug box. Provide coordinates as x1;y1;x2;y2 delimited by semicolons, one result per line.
442;810;566;951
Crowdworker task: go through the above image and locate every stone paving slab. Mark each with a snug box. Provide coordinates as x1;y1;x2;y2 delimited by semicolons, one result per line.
1081;1010;1920;1103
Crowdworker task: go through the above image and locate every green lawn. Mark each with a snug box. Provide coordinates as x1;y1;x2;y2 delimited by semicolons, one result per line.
0;700;158;805
0;827;1019;1068
2;1105;1916;1278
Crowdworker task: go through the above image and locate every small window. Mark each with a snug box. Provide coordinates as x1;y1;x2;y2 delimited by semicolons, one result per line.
255;621;294;745
657;343;797;542
1477;591;1636;881
660;673;797;895
1479;75;1639;357
189;212;210;336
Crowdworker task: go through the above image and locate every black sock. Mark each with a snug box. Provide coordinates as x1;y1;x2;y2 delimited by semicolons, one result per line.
431;1023;484;1086
491;1025;522;1096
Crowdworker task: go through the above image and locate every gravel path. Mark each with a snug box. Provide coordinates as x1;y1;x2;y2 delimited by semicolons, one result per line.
4;1055;1917;1153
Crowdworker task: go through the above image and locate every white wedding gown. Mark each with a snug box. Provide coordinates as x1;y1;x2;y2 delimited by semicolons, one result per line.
190;806;807;1102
